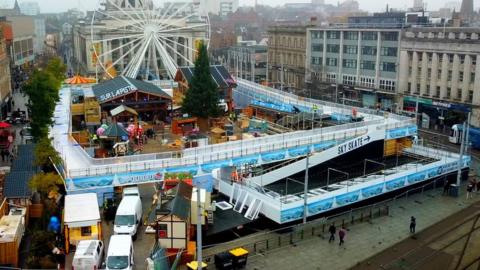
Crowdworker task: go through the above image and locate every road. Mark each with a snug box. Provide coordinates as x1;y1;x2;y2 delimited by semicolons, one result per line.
351;200;480;270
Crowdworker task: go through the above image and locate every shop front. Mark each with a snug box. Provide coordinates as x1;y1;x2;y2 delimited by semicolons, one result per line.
402;96;471;131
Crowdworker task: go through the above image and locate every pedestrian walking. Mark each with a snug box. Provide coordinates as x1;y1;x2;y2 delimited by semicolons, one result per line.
466;183;474;200
338;226;347;246
328;224;336;243
443;180;450;195
410;216;416;233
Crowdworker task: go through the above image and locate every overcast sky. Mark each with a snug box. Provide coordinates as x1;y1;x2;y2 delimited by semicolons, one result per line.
2;0;474;13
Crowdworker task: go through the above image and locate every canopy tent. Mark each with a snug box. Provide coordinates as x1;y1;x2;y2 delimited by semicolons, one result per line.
64;75;96;85
103;123;129;138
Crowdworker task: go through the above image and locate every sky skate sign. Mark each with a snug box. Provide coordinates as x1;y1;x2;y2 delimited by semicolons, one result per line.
337;135;371;155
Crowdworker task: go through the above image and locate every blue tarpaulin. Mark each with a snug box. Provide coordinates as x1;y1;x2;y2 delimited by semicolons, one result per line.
232;155;259;166
261;151;286;162
288;146;310;157
166;166;199;175
251;99;295;113
313;141;336;152
201;161;231;172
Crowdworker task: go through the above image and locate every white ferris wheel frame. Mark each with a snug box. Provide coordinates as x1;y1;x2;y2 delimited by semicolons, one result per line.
90;0;211;80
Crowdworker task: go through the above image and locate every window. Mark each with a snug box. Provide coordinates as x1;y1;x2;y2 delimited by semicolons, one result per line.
327;58;337;66
362;46;377;55
472;56;476;65
311;57;322;65
381;32;398;41
471;72;475;83
437;70;442;80
460;55;465;64
326;73;336;83
468;90;473;103
158;224;168;238
312;44;323;52
81;226;92;236
380;47;397;57
327;44;339;53
359;77;375;88
343;75;356;86
327;31;340;39
447;87;451;98
311;31;323;39
379;79;396;91
448;54;454;63
343;59;357;69
436;86;441;97
362;32;377;40
360;61;375;70
459;71;464;82
448;70;452;81
344;31;358;40
381;62;396;72
457;90;462;99
427;68;431;78
343;45;357;54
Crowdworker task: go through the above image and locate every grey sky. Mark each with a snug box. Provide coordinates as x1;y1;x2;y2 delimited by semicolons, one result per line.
3;0;474;13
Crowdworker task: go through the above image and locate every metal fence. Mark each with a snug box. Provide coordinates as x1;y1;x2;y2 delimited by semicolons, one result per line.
202;176;452;265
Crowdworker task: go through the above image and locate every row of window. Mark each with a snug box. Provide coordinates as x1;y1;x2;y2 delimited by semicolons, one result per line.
321;57;396;72
341;75;396;91
313;44;397;57
409;66;476;83
311;31;399;41
406;83;474;102
409;52;477;65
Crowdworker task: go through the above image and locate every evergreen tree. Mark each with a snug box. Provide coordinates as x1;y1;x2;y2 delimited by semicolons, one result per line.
182;42;220;118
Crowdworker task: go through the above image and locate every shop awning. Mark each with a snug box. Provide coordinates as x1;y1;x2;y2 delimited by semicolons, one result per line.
65;75;96;85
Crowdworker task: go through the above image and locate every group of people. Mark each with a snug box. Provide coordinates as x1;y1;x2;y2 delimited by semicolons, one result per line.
327;216;417;247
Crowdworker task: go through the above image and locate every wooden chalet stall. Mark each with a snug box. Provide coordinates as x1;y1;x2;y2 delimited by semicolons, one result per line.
156;181;192;250
174;65;236;113
64;193;102;253
92;76;172;123
0;199;24;267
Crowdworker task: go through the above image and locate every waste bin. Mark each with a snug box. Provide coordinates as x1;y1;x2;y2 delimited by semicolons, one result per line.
229;248;248;269
186;261;208;270
214;252;234;270
449;184;459;197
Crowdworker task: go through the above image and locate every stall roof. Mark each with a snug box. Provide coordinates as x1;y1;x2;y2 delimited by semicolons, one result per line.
176;65;236;89
92;76;171;103
110;105;138;117
4;144;39;199
64;193;100;227
0;215;23;243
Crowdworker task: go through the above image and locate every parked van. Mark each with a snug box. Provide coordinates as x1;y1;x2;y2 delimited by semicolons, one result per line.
122;186;140;197
105;235;134;270
114;196;142;240
72;240;104;270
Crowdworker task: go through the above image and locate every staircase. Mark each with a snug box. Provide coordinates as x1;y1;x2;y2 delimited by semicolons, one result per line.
229;183;263;220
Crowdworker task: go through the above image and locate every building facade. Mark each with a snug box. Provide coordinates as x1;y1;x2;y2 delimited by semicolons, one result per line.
267;25;307;93
6;16;35;67
0;25;12;118
223;43;267;83
306;27;401;109
398;27;480;128
33;17;45;55
19;2;40;16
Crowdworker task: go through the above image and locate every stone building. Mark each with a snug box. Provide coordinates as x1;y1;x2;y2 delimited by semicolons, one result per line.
267;25;307;93
398;27;480;128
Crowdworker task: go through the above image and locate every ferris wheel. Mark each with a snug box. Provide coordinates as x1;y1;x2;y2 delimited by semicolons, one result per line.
90;0;210;80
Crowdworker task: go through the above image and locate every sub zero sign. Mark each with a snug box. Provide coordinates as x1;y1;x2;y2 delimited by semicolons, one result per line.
338;136;371;155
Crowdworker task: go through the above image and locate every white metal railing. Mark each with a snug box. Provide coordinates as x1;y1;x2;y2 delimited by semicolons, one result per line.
63;79;416;177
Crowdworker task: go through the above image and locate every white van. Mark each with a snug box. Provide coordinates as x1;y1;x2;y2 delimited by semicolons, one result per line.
122;186;140;197
105;235;134;270
114;196;142;240
72;240;104;270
